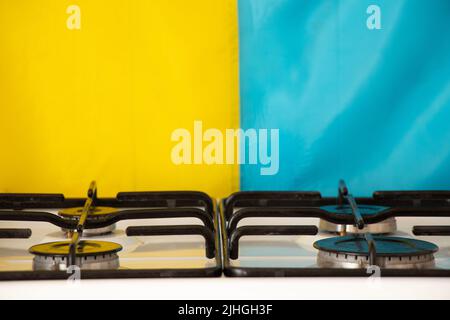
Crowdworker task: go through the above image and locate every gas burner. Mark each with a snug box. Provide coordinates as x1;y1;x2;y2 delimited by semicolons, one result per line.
59;207;118;236
29;240;122;271
314;235;438;269
0;181;221;280
319;205;397;234
219;179;450;277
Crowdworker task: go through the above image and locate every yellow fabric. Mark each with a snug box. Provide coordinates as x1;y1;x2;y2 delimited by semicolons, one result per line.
0;0;239;198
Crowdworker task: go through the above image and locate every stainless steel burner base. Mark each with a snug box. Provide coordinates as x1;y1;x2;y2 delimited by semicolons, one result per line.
62;224;116;237
317;250;435;269
319;217;397;234
32;253;120;271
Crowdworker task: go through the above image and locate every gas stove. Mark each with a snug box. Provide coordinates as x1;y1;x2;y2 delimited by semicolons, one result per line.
220;180;450;277
0;182;222;280
2;179;450;280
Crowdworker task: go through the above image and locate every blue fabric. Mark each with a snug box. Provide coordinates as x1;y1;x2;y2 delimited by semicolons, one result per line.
239;0;450;196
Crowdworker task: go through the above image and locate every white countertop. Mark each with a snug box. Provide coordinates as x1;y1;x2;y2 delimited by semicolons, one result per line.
1;277;450;300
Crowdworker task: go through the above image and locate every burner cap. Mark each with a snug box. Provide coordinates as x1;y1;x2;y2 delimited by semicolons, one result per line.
58;206;118;218
59;207;118;236
314;235;438;256
29;240;122;257
29;241;123;271
314;236;438;269
321;205;388;216
319;205;395;234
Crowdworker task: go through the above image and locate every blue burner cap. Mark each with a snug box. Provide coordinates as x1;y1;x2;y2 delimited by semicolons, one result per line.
320;205;389;216
314;236;439;256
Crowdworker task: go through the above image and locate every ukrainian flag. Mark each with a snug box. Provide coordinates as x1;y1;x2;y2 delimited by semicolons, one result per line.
1;0;449;198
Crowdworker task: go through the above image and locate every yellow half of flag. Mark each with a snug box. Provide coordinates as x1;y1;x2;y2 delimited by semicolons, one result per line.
0;0;239;198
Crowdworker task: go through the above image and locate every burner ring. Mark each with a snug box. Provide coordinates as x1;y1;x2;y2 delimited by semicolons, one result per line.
59;207;118;236
314;236;438;269
319;217;397;234
29;241;122;271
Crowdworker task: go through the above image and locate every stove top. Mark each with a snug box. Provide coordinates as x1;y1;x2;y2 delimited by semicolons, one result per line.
220;180;450;277
0;182;222;280
2;179;450;280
